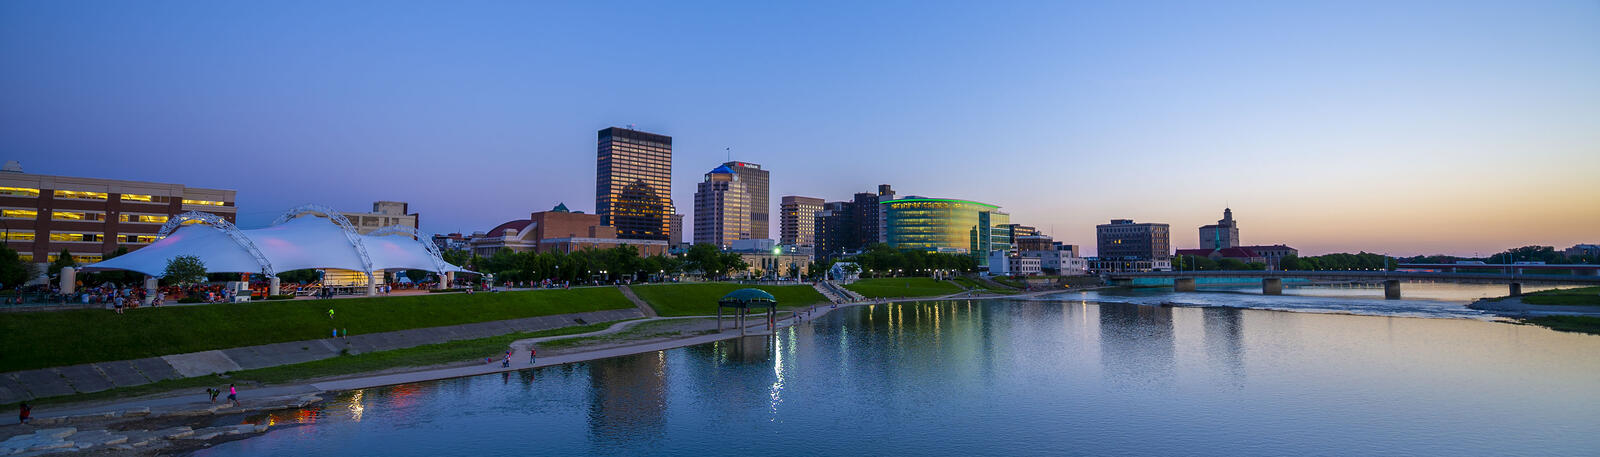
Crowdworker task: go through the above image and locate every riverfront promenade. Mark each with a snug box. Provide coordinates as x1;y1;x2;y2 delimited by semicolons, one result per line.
0;308;644;405
27;289;1039;422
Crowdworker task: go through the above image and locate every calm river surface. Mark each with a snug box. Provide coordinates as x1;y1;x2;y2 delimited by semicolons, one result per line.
198;290;1600;456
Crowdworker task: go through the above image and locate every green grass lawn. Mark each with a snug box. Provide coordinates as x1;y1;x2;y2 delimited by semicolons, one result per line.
948;277;1018;295
629;283;829;317
988;276;1027;289
844;277;965;298
5;321;619;408
949;277;982;290
0;288;633;373
1521;286;1600;306
1522;315;1600;335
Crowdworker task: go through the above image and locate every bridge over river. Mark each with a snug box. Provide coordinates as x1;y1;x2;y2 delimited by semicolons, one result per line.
1104;269;1600;299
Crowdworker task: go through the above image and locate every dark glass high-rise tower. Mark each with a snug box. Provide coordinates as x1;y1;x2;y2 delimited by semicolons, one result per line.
596;127;673;241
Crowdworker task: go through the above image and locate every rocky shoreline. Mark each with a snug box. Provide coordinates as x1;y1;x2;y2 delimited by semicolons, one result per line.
0;393;323;456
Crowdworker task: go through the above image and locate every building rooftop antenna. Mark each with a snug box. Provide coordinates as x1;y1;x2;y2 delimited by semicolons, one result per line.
726;147;731;162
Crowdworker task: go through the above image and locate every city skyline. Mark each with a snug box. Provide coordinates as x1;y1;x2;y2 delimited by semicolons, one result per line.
3;1;1596;257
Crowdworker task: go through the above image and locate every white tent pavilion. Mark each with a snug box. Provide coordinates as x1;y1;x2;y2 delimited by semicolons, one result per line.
82;204;469;297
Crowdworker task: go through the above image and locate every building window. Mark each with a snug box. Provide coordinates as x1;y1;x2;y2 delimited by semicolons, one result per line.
119;214;170;224
0;187;40;198
2;231;33;241
53;190;109;200
125;235;158;243
121;194;173;203
182;199;225;206
1;209;36;219
53;211;108;221
50;233;99;242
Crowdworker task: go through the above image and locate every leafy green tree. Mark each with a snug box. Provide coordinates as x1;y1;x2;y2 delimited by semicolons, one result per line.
162;255;208;286
1280;255;1303;271
0;245;35;289
684;243;723;277
277;269;320;284
1490;246;1564;264
440;249;471;268
48;249;77;279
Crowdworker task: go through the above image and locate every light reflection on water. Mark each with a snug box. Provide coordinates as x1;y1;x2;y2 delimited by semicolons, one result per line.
203;295;1600;457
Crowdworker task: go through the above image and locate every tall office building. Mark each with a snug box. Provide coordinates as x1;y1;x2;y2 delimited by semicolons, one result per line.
669;212;684;245
1096;219;1171;261
693;165;750;248
882;197;1010;266
779;196;824;246
720;161;769;240
596;127;673;241
1198;208;1240;250
851;184;895;246
814;200;857;258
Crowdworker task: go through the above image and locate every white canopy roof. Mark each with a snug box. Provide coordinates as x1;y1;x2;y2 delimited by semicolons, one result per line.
84;206;468;278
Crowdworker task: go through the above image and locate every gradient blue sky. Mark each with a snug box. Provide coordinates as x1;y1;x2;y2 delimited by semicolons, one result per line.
3;1;1596;256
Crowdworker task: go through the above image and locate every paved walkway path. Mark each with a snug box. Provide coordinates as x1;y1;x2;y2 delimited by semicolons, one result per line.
30;291;1060;421
617;285;659;318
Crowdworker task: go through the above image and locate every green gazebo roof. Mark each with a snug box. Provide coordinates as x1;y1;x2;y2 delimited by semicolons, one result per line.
718;288;777;308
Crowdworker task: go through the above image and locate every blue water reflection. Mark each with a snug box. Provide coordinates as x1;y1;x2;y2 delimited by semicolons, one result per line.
198;298;1600;457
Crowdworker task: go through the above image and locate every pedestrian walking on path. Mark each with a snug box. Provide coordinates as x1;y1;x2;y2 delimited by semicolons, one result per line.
207;387;219;403
18;402;30;424
227;384;239;407
529;347;537;365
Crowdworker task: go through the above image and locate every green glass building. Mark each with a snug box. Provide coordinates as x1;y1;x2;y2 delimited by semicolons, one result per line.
883;198;1010;266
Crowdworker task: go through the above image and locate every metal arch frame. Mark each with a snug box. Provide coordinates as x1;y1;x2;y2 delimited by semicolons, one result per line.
156;211;276;277
272;204;375;276
367;225;452;275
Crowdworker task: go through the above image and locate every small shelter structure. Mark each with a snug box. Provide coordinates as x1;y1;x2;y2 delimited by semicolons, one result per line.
717;288;777;335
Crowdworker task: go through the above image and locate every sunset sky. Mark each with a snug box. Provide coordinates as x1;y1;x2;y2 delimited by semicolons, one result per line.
3;1;1596;256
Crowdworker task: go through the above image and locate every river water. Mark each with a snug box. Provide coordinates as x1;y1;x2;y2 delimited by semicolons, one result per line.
197;287;1600;456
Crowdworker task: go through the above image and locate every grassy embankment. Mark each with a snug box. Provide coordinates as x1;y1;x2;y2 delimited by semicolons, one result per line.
844;277;965;298
1514;286;1600;335
629;283;829;317
1522;316;1600;336
0;287;634;373
5;322;620;408
1519;286;1600;306
949;277;1018;295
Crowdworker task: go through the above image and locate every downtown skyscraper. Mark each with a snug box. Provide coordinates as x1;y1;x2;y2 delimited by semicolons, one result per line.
595;127;673;241
693;164;750;248
779;195;824;246
719;161;769;240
